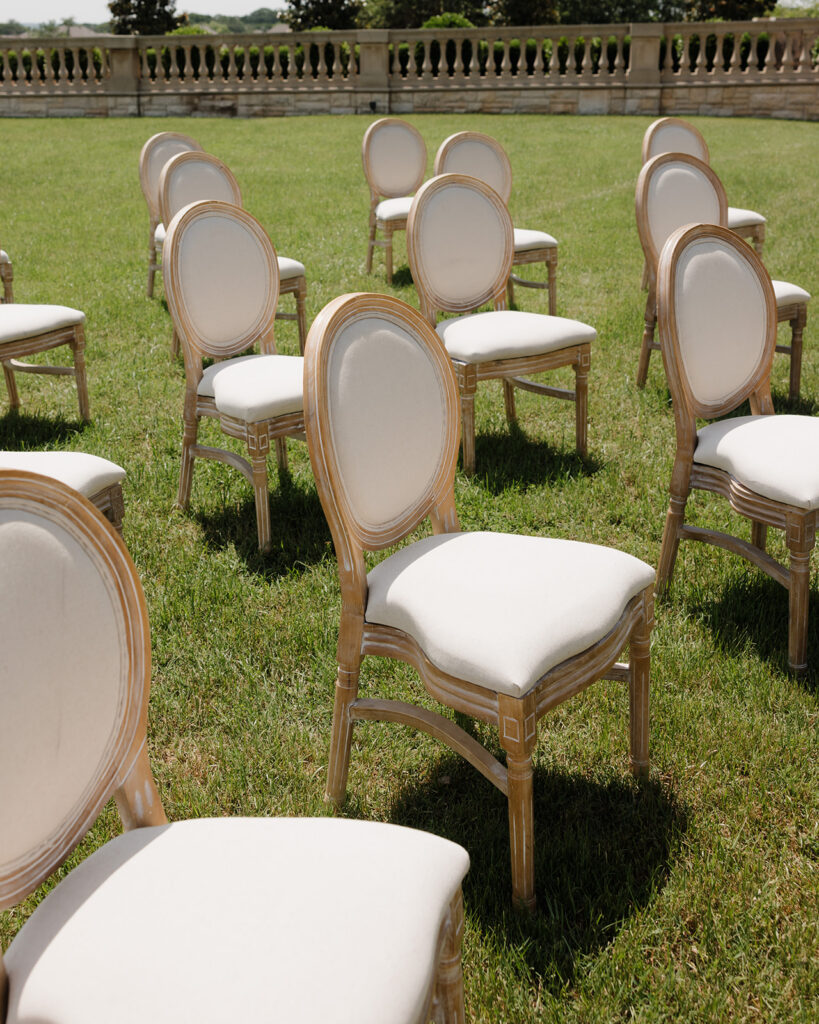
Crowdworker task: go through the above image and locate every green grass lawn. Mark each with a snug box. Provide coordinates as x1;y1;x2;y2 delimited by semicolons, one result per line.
1;112;817;1022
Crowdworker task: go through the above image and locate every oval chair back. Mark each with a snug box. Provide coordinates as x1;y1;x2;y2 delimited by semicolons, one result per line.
139;131;203;224
362;117;427;200
158;151;242;231
433;131;512;205
641;116;710;165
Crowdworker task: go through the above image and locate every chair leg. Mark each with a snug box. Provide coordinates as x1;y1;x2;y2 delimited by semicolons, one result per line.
751;521;768;552
430;889;466;1024
147;227;157;299
1;259;13;303
752;223;765;257
636;297;656;389
498;693;537;911
788;304;806;402
384;224;394;284
657;494;688;594
640;256;649;292
249;446;271;552
459;383;477;477
366;213;376;274
629;590;652;779
295;276;308;355
274;436;288;474
72;326;90;422
575;346;590;458
170;328;180;358
786;514;815;673
326;626;363;806
176;398;199;510
2;361;19;410
506;274;515;308
547;250;557;317
503;379;517;424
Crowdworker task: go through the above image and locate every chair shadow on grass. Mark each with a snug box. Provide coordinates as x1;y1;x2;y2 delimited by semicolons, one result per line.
685;569;819;692
388;750;684;992
0;409;85;448
390;265;414;288
194;471;332;578
469;422;600;493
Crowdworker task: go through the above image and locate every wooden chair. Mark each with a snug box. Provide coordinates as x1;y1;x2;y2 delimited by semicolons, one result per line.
159;150;308;355
138;131;203;298
304;291;655;910
0;248;12;303
434;131;559;315
642;117;766;257
363;117;427;284
407;173;595;476
0;468;469;1024
0;451;125;531
635;153;809;399
656;223;819;673
0;302;90;421
162;200;305;552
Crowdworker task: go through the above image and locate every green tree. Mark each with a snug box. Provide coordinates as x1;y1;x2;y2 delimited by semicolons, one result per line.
283;0;361;31
685;0;776;17
358;1;489;28
0;19;26;34
489;0;558;24
108;0;180;35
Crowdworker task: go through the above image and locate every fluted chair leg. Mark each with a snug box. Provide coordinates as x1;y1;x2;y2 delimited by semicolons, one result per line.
575;347;590;457
786;514;814;673
499;693;537;911
629;594;652;779
326;624;363;806
430;890;466;1024
788;305;806;402
250;448;271;552
2;361;19;410
72;328;91;422
503;379;517;424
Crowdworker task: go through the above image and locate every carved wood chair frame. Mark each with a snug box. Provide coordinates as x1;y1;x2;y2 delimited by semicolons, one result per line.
635;152;807;399
407;173;588;477
0;250;12;303
655;223;817;672
162;200;304;552
434;131;558;315
362;117;427;285
1;319;90;423
304;292;652;910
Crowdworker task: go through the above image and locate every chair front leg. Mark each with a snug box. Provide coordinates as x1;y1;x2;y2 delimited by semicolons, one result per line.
657;492;688;594
384;223;394;284
247;432;271;552
366;206;377;273
636;295;656;389
176;393;200;510
788;304;806;402
326;612;365;806
459;372;478;477
575;346;590;458
546;250;557;316
498;693;538;911
2;361;19;410
629;588;653;779
71;325;91;422
503;378;517;424
786;513;815;673
295;276;308;355
147;223;158;298
430;889;466;1024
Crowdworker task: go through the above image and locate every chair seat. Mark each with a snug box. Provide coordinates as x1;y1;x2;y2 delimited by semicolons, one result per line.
513;227;558;253
376;196;413;222
366;532;654;696
695;414;819;510
0;304;85;345
198;354;304;423
436;310;595;364
154;222;166;247
4;817;469;1024
772;279;811;308
0;249;9;263
727;206;766;229
0;451;124;497
278;255;306;281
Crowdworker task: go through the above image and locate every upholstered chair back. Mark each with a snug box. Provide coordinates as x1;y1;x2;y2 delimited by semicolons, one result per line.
139;131;203;222
304;294;460;554
433;132;513;204
636;153;727;284
641;117;709;165
408;174;513;318
0;471;151;908
362;118;427;199
163;200;280;366
657;223;777;418
158;151;242;232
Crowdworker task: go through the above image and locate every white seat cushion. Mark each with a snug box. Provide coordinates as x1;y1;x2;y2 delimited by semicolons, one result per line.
198;353;303;423
727;206;766;229
0;304;85;345
437;310;595;364
0;249;10;263
695;414;819;511
513;227;558;252
366;532;654;697
277;255;306;281
772;278;811;307
376;196;413;222
154;222;166;247
0;452;124;497
5;817;469;1024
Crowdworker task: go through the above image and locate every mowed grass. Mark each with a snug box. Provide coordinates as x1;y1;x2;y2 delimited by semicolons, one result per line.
1;112;817;1021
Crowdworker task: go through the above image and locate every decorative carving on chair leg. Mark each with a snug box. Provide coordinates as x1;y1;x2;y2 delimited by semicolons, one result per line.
636;295;656;389
457;365;478;477
326;614;365;806
247;427;271;552
498;692;538;911
430;888;466;1024
785;513;815;673
71;325;91;422
788;305;806;402
628;588;653;779
575;346;590;457
384;223;394;284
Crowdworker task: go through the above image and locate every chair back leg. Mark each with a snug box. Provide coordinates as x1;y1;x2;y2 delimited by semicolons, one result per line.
786;513;815;673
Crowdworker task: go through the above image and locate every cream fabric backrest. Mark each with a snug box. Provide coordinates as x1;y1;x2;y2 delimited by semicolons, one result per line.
0;470;150;908
163;200;279;363
638;153;727;273
408;174;513;315
642;117;709;164
304;294;459;551
158;151;242;230
658;224;776;417
139;131;203;221
433;132;512;204
363;118;427;199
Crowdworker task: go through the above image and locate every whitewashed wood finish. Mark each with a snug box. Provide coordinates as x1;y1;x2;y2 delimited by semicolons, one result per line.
635;152;807;399
138;131;203;299
362;117;427;284
434;131;558;315
162;200;304;552
0;251;12;303
158;150;308;356
655;223;817;673
0;469;467;1024
1;322;90;422
407;173;588;476
304;292;652;910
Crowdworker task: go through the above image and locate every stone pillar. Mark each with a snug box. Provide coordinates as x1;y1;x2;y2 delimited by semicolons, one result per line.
356;30;390;114
626;22;662;114
106;35;140;115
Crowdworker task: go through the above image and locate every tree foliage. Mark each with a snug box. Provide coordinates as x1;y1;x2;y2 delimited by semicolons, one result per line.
108;0;180;35
358;1;490;28
283;0;362;31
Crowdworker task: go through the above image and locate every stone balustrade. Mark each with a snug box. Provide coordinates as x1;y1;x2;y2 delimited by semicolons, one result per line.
0;19;816;119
